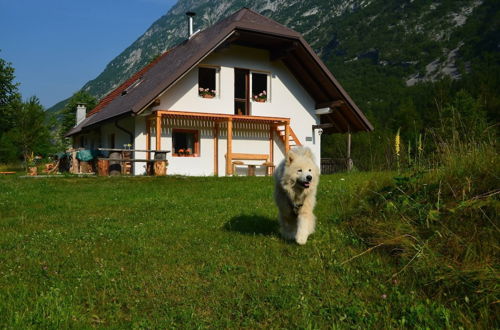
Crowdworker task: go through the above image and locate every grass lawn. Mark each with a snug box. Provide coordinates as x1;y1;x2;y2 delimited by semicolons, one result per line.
0;173;467;327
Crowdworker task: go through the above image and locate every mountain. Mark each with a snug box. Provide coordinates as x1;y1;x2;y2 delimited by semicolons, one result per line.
48;0;499;118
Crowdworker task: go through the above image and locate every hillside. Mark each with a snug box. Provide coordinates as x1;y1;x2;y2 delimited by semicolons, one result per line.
47;0;499;115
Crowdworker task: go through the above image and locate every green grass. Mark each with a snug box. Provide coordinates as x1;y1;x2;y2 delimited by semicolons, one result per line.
0;172;493;328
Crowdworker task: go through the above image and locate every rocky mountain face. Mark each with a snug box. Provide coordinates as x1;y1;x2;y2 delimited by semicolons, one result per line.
49;0;498;112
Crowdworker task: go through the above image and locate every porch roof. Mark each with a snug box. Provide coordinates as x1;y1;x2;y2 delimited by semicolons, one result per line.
156;110;290;125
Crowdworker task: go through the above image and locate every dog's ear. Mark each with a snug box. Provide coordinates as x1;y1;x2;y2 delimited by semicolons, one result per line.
303;147;314;159
286;150;295;165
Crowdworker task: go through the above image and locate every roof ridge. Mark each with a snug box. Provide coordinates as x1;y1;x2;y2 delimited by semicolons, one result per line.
235;7;298;35
234;7;249;21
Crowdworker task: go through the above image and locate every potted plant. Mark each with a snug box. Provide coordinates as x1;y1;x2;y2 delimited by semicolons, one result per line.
253;90;267;102
199;88;216;98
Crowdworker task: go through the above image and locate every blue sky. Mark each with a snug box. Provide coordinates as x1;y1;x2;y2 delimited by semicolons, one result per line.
0;0;177;108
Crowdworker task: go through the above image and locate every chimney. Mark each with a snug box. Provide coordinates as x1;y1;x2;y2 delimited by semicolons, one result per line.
75;103;86;126
186;11;196;38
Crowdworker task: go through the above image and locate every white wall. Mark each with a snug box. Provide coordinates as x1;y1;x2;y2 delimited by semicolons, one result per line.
163;118;215;176
133;115;148;175
124;45;322;176
154;45;321;169
99;117;134;151
73;117;133;151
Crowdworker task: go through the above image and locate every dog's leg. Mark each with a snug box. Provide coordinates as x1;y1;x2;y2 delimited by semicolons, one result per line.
279;213;296;240
295;213;315;245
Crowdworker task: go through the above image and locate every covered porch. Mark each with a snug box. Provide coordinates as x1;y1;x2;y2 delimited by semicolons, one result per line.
146;110;296;176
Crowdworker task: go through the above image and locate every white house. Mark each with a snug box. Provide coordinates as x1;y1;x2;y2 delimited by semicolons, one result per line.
67;8;373;176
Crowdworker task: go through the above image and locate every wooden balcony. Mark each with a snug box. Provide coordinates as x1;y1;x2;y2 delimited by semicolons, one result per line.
147;110;299;176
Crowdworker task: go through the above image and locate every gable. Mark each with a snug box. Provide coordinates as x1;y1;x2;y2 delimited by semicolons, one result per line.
155;45;316;122
67;8;372;137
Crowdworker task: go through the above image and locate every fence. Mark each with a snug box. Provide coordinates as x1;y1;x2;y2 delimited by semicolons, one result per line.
320;158;352;174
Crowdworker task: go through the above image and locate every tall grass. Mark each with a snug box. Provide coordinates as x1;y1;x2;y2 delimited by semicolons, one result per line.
344;104;499;326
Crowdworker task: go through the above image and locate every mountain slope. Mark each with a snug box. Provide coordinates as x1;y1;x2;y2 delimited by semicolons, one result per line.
47;0;499;115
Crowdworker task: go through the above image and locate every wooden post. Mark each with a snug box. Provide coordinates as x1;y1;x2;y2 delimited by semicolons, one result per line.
347;131;353;171
284;121;290;154
71;150;79;174
153;152;167;176
226;118;233;175
214;122;219;176
269;124;274;176
97;159;109;176
146;117;153;175
247;165;256;176
154;161;167;176
146;116;151;160
155;112;161;151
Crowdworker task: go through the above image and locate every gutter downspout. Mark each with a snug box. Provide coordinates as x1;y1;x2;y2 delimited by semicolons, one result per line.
115;118;134;146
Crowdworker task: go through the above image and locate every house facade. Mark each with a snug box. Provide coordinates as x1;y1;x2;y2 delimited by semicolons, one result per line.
67;8;373;176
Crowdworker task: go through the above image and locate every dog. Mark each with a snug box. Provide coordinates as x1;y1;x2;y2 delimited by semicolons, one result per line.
274;147;320;245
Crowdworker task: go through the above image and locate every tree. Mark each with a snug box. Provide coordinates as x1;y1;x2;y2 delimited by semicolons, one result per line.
59;90;97;146
0;54;21;141
0;97;54;163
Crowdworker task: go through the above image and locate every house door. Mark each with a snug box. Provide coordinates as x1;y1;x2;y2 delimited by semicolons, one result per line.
234;68;249;115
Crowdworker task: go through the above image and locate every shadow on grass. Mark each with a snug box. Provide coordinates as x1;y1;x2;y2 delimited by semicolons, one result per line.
224;214;278;236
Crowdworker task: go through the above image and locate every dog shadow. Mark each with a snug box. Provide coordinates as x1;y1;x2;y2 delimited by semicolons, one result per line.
224;214;279;237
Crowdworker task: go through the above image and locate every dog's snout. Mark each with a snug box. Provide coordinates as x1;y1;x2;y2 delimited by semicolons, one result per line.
306;175;312;182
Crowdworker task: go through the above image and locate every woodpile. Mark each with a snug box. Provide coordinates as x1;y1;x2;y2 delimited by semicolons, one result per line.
28;167;37;176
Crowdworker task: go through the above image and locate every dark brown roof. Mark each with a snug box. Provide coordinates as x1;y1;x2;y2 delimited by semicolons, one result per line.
86;51;171;118
67;8;373;136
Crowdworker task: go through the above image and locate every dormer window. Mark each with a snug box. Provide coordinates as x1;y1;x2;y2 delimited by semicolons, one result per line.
251;72;269;103
198;66;219;98
121;77;143;96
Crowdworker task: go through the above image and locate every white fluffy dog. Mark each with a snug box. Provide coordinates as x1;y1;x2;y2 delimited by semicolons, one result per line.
274;147;320;245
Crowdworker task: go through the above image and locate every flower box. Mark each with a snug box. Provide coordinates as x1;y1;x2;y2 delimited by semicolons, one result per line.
253;90;267;103
199;87;216;98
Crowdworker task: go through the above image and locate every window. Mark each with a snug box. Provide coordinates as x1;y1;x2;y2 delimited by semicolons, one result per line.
252;72;268;103
234;68;249;115
198;67;217;98
172;129;199;157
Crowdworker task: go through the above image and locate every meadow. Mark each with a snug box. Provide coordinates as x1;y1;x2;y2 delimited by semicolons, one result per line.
0;166;496;328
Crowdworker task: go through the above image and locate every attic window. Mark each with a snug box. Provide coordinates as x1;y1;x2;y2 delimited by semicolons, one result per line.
252;72;268;102
198;67;218;98
122;77;143;96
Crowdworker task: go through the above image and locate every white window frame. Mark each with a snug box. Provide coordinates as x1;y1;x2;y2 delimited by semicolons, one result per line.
250;70;271;103
198;65;220;99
